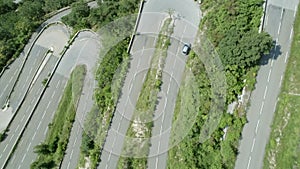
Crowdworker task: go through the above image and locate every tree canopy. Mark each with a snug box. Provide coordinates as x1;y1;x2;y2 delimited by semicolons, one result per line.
218;29;273;67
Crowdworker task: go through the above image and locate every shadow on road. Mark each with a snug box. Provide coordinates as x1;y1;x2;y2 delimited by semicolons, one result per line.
260;41;282;65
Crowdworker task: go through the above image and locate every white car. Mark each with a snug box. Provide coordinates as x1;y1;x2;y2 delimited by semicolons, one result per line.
182;43;191;55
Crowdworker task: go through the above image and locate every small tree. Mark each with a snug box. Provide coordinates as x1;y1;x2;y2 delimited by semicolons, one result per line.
42;78;48;86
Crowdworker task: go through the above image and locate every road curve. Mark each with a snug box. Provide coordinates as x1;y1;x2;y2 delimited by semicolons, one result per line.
60;31;101;169
0;23;70;169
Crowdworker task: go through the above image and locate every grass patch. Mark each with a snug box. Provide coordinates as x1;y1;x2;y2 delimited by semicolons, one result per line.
118;17;174;168
263;4;300;169
31;65;86;169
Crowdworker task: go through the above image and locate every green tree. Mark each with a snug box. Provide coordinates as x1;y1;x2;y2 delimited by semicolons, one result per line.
34;143;51;155
19;1;45;22
218;29;273;68
62;0;90;29
0;0;17;15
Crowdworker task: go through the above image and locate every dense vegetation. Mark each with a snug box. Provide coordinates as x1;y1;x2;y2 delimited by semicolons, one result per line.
201;0;273;103
62;0;139;31
0;0;80;72
167;0;273;168
168;51;247;169
31;65;86;169
117;18;173;169
264;5;300;168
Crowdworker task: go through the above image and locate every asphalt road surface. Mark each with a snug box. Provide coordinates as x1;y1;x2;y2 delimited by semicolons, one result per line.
235;0;299;169
5;55;61;169
0;24;70;169
99;0;200;169
98;29;158;169
147;15;199;169
4;31;101;169
143;0;201;25
60;31;100;169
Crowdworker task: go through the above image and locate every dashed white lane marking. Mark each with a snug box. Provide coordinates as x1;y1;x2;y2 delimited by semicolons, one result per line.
285;52;289;63
21;114;26;122
263;86;268;100
30;98;35;105
70;149;74;159
51;91;56;99
42;111;46;120
29;67;33;75
26;142;31;152
280;7;284;20
259;101;265;115
247;156;252;169
0;86;6;98
32;132;37;141
15;125;20;133
46;101;51;111
277;21;282;35
19;139;23;146
73;136;78;147
271;54;275;67
0;84;8;97
21;155;26;163
44;127;48;136
9;134;14;142
3;144;8;152
251;138;256;152
10;155;16;163
21;84;26;91
67;161;71;169
26;106;31;113
255;120;260;134
37;121;42;129
13;69;18;76
25;76;30;83
56;80;60;89
9;76;13;83
267;69;272;82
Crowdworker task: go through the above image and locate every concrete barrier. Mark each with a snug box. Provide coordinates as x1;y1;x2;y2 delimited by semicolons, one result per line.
127;0;145;53
259;0;268;33
0;26;85;169
3;22;68;107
